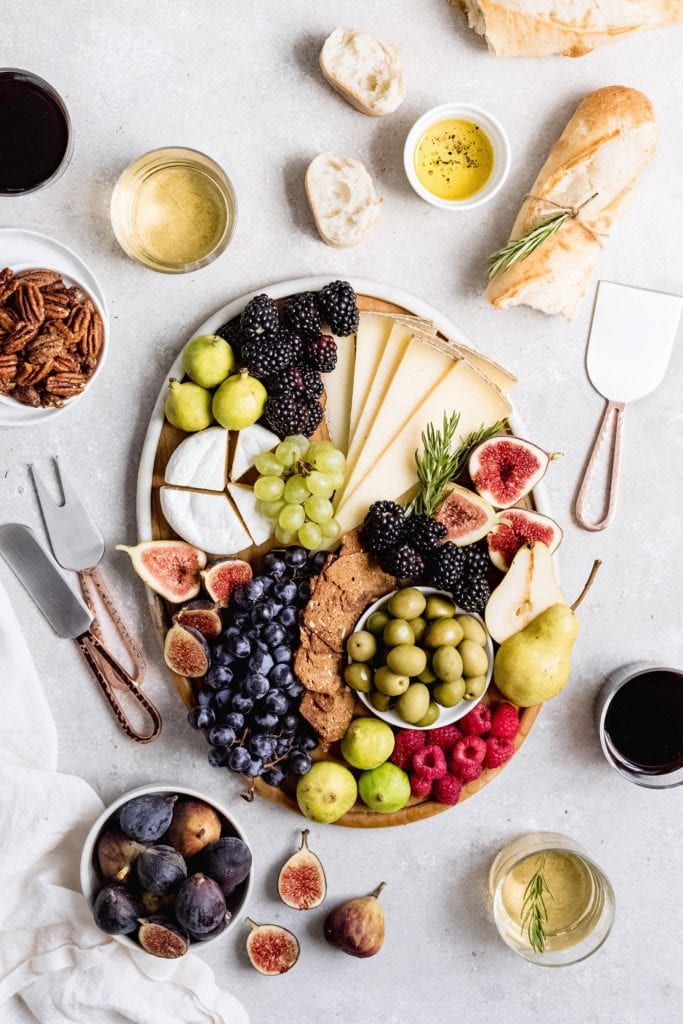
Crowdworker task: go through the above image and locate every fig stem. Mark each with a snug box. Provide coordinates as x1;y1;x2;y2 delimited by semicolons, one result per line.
244;917;259;931
571;559;602;612
549;451;563;461
242;781;256;803
370;882;387;899
301;828;310;849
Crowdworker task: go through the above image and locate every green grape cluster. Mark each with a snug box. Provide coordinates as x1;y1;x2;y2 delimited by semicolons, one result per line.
254;435;345;550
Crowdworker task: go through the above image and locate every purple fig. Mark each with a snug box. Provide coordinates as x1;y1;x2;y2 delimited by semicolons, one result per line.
164;623;211;677
93;885;140;935
96;828;147;883
195;913;231;941
195;836;252;897
119;793;177;842
166;799;221;857
174;873;227;936
323;882;386;958
116;541;206;603
174;600;223;640
136;845;187;895
138;917;189;958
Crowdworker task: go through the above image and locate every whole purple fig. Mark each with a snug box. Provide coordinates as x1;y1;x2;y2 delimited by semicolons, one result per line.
174;873;227;937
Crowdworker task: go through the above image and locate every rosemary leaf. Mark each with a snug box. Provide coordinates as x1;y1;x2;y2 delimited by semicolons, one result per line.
487;211;570;280
520;856;554;954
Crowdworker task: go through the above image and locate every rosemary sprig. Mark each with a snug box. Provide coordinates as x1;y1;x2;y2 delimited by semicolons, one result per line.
520;856;554;954
487;212;570;280
407;413;508;517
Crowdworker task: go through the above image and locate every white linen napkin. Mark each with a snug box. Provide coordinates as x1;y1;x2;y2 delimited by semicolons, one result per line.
0;578;248;1024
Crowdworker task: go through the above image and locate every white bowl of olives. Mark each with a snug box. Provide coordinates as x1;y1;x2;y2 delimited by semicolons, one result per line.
347;587;494;730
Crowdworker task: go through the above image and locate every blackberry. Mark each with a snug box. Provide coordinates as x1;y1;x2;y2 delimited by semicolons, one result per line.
452;576;491;615
305;334;337;373
300;364;324;398
283;292;322;341
215;318;244;359
404;514;447;554
267;364;323;399
317;280;359;336
360;501;407;554
263;392;323;438
379;544;425;581
242;327;295;379
429;542;467;591
240;294;279;343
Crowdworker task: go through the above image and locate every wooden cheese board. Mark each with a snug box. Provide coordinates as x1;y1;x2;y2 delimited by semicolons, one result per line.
137;278;547;827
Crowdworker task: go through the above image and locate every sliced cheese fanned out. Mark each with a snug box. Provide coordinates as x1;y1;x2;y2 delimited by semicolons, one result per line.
227;483;272;546
160;487;250;555
164;427;229;492
347;313;393;447
323;333;355;454
230;423;279;481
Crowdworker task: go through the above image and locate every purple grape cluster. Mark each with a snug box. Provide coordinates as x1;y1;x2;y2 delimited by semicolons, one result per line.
188;547;325;787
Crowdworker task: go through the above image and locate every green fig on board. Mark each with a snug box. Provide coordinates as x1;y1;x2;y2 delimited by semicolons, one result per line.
182;334;235;388
164;378;213;432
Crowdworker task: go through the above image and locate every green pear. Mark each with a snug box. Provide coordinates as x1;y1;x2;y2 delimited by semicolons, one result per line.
485;542;565;644
182;334;235;388
494;603;579;706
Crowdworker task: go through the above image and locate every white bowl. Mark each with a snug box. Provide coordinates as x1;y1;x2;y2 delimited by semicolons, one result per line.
403;103;511;211
354;587;494;730
80;784;253;954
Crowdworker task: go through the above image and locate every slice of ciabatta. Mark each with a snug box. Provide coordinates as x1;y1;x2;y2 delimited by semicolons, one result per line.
320;27;405;116
305;153;382;248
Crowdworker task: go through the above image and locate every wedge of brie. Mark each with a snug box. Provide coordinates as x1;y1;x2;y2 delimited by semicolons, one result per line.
230;424;279;481
160;487;250;555
164;427;229;491
227;483;272;545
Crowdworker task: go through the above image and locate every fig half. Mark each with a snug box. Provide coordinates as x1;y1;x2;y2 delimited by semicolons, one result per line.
468;437;561;509
245;919;300;975
434;483;501;546
138;917;189;958
487;508;563;572
116;540;206;602
277;829;326;910
201;558;253;606
174;600;223;639
164;623;211;677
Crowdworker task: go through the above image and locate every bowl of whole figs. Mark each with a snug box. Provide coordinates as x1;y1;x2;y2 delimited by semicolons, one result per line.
81;784;253;958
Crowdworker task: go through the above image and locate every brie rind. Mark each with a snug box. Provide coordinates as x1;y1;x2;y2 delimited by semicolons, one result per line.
230;424;279;481
164;427;229;492
227;483;272;545
160;487;250;555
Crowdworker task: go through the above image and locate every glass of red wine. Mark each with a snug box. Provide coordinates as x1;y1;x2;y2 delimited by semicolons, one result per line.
596;663;683;788
0;68;72;195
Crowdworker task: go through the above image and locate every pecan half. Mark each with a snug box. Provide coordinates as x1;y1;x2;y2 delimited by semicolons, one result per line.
43;300;71;320
69;304;91;342
15;269;61;288
0;308;17;333
1;321;40;355
13;385;41;407
16;284;45;325
83;312;104;363
45;372;86;397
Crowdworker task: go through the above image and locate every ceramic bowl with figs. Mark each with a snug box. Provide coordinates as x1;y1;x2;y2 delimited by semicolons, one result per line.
80;784;253;958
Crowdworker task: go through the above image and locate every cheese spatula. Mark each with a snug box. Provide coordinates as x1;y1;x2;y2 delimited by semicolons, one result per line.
574;281;682;531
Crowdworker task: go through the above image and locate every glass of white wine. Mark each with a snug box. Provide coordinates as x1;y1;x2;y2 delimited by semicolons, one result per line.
489;832;615;966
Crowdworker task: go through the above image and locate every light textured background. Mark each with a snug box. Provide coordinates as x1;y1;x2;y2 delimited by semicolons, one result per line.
2;2;683;1022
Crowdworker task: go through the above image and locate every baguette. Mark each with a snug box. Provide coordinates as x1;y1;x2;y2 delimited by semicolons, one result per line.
452;1;683;58
305;153;383;248
320;27;405;116
485;86;657;319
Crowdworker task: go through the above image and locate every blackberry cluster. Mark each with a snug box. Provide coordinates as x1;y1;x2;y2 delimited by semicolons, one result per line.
429;542;491;614
305;334;337;373
404;514;447;554
360;501;407;555
266;364;323;399
317;280;359;336
283;292;321;340
240;294;279;343
188;547;325;788
379;544;425;580
263;391;323;438
241;327;298;379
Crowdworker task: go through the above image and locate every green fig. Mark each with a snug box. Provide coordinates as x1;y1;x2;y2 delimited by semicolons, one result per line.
165;378;213;432
212;370;267;430
182;334;235;388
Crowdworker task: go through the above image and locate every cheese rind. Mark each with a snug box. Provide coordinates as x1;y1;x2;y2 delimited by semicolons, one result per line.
164;427;229;492
160;487;251;554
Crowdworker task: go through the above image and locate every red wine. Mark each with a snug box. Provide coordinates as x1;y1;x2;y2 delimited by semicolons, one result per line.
0;70;70;193
604;671;683;774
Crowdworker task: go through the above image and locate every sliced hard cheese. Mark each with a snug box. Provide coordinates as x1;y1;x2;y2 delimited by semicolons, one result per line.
160;487;251;555
334;361;512;535
339;338;456;504
449;343;516;396
347;313;393;448
227;483;272;545
164;427;229;492
335;321;413;507
230;423;279;481
323;333;355;453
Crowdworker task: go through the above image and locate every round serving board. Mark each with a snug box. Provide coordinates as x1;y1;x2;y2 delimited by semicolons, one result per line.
137;278;545;828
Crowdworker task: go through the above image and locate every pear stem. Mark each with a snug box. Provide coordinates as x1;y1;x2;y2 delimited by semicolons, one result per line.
571;559;602;612
370;882;387;899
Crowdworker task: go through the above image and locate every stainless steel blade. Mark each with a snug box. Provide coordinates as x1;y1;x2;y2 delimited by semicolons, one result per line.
30;457;105;571
0;523;93;638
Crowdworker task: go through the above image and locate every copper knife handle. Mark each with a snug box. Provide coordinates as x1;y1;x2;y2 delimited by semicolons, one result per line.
574;399;625;532
77;566;146;691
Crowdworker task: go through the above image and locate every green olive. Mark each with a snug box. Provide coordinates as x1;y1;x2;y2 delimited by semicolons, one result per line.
369;690;393;711
456;614;487;646
459;639;489;677
386;644;428;678
433;678;466;707
463;675;487;701
383;618;415;648
417;664;438;684
416;701;440;727
425;595;456;620
432;645;464;683
409;616;427;644
374;665;410;696
344;662;373;692
388;587;427;620
424;617;464;649
346;630;377;663
366;610;391;636
396;683;431;724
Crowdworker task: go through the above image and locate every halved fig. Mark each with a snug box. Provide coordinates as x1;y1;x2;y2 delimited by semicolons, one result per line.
435;483;501;546
487;509;563;572
202;558;253;607
138;917;189;958
468;437;561;509
174;600;223;639
116;540;207;602
245;919;300;975
277;829;326;910
164;623;211;677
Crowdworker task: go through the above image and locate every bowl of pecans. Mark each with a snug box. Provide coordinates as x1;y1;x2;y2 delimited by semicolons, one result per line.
0;230;109;425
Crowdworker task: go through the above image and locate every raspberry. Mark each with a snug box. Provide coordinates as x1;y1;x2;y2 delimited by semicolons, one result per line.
390;729;425;770
490;703;520;739
433;773;463;805
484;736;516;769
429;724;462;753
460;703;492;736
450;736;486;779
458;762;483;784
411;744;447;780
410;773;433;798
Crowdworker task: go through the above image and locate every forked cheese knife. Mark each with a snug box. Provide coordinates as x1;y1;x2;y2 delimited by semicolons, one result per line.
574;281;683;531
0;523;161;742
